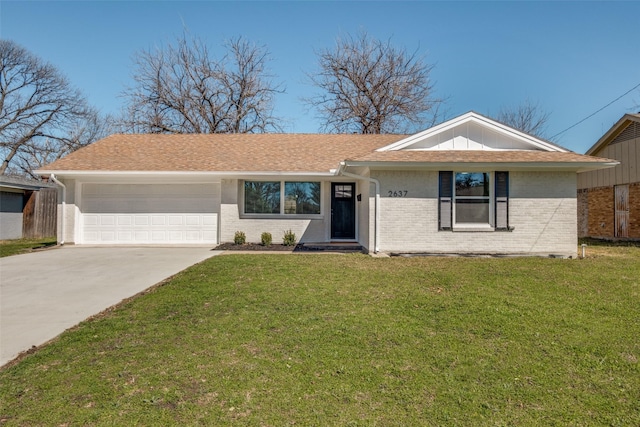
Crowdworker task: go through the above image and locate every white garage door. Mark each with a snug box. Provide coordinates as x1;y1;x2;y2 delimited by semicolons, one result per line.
81;183;220;244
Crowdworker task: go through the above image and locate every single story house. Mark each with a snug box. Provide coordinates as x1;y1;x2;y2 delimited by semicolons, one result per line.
0;176;57;240
578;113;640;240
37;112;616;257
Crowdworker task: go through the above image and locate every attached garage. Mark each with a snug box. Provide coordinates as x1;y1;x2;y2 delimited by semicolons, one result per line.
80;183;220;244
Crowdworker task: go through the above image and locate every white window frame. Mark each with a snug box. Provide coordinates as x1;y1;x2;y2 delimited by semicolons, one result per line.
452;171;494;231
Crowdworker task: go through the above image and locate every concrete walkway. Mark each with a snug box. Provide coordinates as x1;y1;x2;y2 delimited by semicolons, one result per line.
0;246;221;367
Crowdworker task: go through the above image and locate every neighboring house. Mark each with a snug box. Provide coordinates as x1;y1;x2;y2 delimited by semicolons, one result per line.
578;113;640;240
36;112;616;258
0;176;57;240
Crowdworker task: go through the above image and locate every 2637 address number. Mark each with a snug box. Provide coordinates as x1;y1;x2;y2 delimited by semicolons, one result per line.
387;190;408;197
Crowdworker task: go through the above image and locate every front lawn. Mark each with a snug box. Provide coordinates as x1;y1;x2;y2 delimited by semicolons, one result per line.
0;237;57;258
1;247;639;425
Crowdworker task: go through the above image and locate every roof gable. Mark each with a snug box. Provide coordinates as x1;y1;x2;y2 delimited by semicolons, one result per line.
585;113;640;156
377;111;568;153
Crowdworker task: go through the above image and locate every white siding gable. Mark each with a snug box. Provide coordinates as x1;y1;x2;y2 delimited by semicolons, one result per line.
377;112;567;153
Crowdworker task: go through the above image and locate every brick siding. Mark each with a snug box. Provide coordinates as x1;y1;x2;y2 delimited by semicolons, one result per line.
578;182;640;239
582;186;615;238
577;189;588;237
629;182;640;238
371;170;578;257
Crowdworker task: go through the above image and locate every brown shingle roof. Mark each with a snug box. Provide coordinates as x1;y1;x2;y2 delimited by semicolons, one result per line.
39;133;616;175
350;150;616;164
40;133;407;173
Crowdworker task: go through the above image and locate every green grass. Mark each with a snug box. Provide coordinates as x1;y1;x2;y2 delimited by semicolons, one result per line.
1;248;639;426
0;237;57;258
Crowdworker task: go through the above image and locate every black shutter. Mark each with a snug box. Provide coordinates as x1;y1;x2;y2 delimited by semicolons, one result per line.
439;171;453;230
495;171;509;230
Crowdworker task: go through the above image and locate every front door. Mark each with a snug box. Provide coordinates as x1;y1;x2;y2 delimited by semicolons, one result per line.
331;183;356;239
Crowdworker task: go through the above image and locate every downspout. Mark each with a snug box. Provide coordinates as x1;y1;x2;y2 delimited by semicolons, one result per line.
49;174;66;245
337;162;381;253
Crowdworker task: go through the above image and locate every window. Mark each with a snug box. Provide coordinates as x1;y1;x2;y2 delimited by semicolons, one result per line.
455;172;490;224
244;181;321;215
285;182;321;215
244;181;280;214
333;184;352;199
439;171;509;230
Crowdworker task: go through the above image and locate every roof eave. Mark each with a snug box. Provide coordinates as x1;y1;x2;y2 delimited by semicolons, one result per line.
585;113;640;155
35;170;338;179
343;160;619;173
0;183;50;191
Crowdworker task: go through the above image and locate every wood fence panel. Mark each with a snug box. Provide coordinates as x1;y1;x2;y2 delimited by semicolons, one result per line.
23;188;57;238
615;184;630;238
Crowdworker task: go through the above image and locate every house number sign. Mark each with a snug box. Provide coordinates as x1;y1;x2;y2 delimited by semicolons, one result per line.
387;190;408;197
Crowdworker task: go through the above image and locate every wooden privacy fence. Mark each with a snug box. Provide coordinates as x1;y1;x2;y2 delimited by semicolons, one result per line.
22;187;57;238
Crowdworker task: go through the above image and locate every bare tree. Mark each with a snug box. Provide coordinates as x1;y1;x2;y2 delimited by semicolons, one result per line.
120;34;283;134
17;111;112;179
496;99;551;139
304;31;443;134
0;40;99;176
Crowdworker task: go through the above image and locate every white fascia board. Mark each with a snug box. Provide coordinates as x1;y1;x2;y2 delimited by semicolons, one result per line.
35;170;337;180
377;112;568;153
343;160;619;173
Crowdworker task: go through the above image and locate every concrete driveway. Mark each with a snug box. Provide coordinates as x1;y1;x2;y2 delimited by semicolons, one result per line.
0;246;220;367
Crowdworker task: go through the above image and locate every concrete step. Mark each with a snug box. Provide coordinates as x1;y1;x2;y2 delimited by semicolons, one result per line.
299;242;364;252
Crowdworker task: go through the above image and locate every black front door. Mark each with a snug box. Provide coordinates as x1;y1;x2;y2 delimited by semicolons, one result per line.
331;183;356;239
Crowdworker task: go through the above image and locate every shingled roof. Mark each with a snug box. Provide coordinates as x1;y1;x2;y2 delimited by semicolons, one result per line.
38;132;617;176
38;133;406;173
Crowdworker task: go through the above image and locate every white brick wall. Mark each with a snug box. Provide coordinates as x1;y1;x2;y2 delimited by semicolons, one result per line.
219;179;330;244
57;171;578;256
370;170;578;257
58;179;78;244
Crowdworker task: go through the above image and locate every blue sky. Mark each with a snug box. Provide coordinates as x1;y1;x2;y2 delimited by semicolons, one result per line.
1;1;639;153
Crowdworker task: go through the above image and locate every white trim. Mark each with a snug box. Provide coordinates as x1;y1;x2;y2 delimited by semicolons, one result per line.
376;112;568;153
330;181;358;243
336;163;380;253
36;170;336;178
452;171;494;229
49;174;66;245
342;160;617;173
452;226;495;232
75;182;82;243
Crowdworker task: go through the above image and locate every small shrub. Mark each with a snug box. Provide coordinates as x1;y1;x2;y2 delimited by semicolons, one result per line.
283;229;297;246
261;232;272;246
233;231;246;245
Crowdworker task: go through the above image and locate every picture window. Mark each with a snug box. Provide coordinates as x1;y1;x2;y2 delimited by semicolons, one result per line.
244;181;321;215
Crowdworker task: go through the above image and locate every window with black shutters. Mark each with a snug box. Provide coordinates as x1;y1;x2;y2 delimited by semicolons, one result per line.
438;171;509;231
